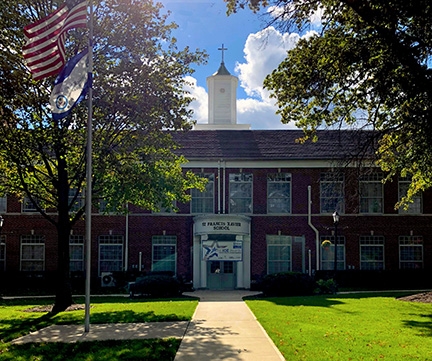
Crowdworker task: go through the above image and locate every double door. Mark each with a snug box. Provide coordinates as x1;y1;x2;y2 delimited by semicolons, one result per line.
207;261;235;290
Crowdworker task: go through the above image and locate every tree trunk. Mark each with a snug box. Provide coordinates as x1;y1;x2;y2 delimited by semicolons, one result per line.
52;219;73;314
52;153;73;314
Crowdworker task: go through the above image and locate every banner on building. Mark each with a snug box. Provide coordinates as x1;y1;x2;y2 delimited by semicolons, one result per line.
202;240;243;261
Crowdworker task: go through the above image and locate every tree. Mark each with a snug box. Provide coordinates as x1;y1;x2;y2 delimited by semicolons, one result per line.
0;0;207;312
224;0;432;207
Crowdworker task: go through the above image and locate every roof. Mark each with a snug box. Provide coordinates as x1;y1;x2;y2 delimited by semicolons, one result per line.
172;130;377;161
212;62;231;76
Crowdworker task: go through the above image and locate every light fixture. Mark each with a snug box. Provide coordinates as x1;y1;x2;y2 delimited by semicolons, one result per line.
332;211;339;224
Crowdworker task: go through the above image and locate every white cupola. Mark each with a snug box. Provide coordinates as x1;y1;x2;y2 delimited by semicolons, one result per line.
194;44;250;130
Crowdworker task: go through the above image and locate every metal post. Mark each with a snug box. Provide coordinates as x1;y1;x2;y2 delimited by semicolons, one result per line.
84;0;94;333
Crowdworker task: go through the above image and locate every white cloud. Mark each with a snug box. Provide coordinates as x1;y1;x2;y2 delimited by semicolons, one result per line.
235;26;301;101
183;76;207;123
234;26;316;129
185;27;317;129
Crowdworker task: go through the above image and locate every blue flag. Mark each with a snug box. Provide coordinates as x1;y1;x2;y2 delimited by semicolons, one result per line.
50;48;90;120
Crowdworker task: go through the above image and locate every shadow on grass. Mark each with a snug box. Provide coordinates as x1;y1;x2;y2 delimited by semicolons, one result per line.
0;312;55;343
402;313;432;337
1;338;180;361
58;310;190;324
0;296;196;343
245;291;416;309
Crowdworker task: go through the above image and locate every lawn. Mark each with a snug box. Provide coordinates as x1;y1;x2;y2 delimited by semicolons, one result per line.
0;296;197;361
246;292;432;361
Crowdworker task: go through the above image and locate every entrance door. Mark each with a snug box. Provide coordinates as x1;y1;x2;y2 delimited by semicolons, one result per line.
207;261;236;290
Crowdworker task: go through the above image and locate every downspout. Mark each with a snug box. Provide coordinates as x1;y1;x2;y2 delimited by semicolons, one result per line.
218;160;221;214
223;160;226;214
125;203;129;271
308;185;320;271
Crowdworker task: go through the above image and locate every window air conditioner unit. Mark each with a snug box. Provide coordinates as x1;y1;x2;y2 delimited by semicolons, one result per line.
101;272;115;287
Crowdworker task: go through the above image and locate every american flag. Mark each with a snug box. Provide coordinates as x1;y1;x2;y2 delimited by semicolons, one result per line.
23;1;88;81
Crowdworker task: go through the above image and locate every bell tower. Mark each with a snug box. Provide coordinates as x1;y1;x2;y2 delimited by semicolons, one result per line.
195;44;250;130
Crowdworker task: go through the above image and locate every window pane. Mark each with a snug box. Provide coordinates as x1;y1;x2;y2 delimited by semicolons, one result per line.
99;236;124;273
268;173;291;214
360;236;384;270
229;174;252;214
267;236;291;274
359;174;383;213
398;179;422;214
191;174;214;214
152;236;177;273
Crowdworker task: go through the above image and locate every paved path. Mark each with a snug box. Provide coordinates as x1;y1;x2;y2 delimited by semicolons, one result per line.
174;290;285;361
11;290;285;360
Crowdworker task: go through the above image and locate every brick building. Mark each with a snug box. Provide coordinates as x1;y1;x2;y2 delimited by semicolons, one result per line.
0;59;431;290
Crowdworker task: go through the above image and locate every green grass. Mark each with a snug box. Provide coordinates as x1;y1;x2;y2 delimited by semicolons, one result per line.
0;296;197;360
246;292;432;360
0;339;181;361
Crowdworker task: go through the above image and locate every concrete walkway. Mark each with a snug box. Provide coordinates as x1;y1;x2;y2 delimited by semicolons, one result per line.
11;290;285;360
175;290;285;361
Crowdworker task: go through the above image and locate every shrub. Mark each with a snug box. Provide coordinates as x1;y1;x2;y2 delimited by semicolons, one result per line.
314;278;338;294
260;272;315;297
129;275;181;298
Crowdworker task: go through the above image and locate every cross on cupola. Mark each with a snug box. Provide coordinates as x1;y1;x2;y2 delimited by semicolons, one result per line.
218;44;228;63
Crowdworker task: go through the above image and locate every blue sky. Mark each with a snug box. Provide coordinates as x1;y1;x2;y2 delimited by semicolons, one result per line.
158;0;321;129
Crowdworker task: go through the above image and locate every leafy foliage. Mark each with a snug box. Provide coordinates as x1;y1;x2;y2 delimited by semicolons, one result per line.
0;0;207;310
259;272;315;296
225;0;432;206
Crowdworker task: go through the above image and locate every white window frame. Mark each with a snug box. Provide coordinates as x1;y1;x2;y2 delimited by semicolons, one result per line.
191;173;215;214
320;235;346;270
152;235;177;274
320;173;345;214
359;173;383;213
360;236;385;270
267;235;292;274
20;235;45;271
399;236;423;269
398;177;422;214
70;235;85;273
98;235;124;275
229;173;253;214
267;173;291;214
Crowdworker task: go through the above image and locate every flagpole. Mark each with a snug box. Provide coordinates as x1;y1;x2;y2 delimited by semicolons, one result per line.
84;0;93;333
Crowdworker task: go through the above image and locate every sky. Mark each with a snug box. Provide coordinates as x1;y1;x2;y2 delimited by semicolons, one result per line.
158;0;320;130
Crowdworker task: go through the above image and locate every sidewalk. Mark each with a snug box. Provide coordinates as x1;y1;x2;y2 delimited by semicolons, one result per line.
175;290;285;361
11;290;285;360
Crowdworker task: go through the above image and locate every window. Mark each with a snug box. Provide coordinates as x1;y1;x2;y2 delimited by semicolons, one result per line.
398;177;422;214
70;235;84;272
0;196;6;213
0;236;5;271
22;197;43;212
399;236;423;269
191;173;214;214
229;173;252;214
98;235;124;274
69;189;84;213
267;173;291;214
360;236;384;270
267;235;292;274
152;235;177;273
320;173;344;213
21;235;45;271
320;236;346;270
359;173;383;213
